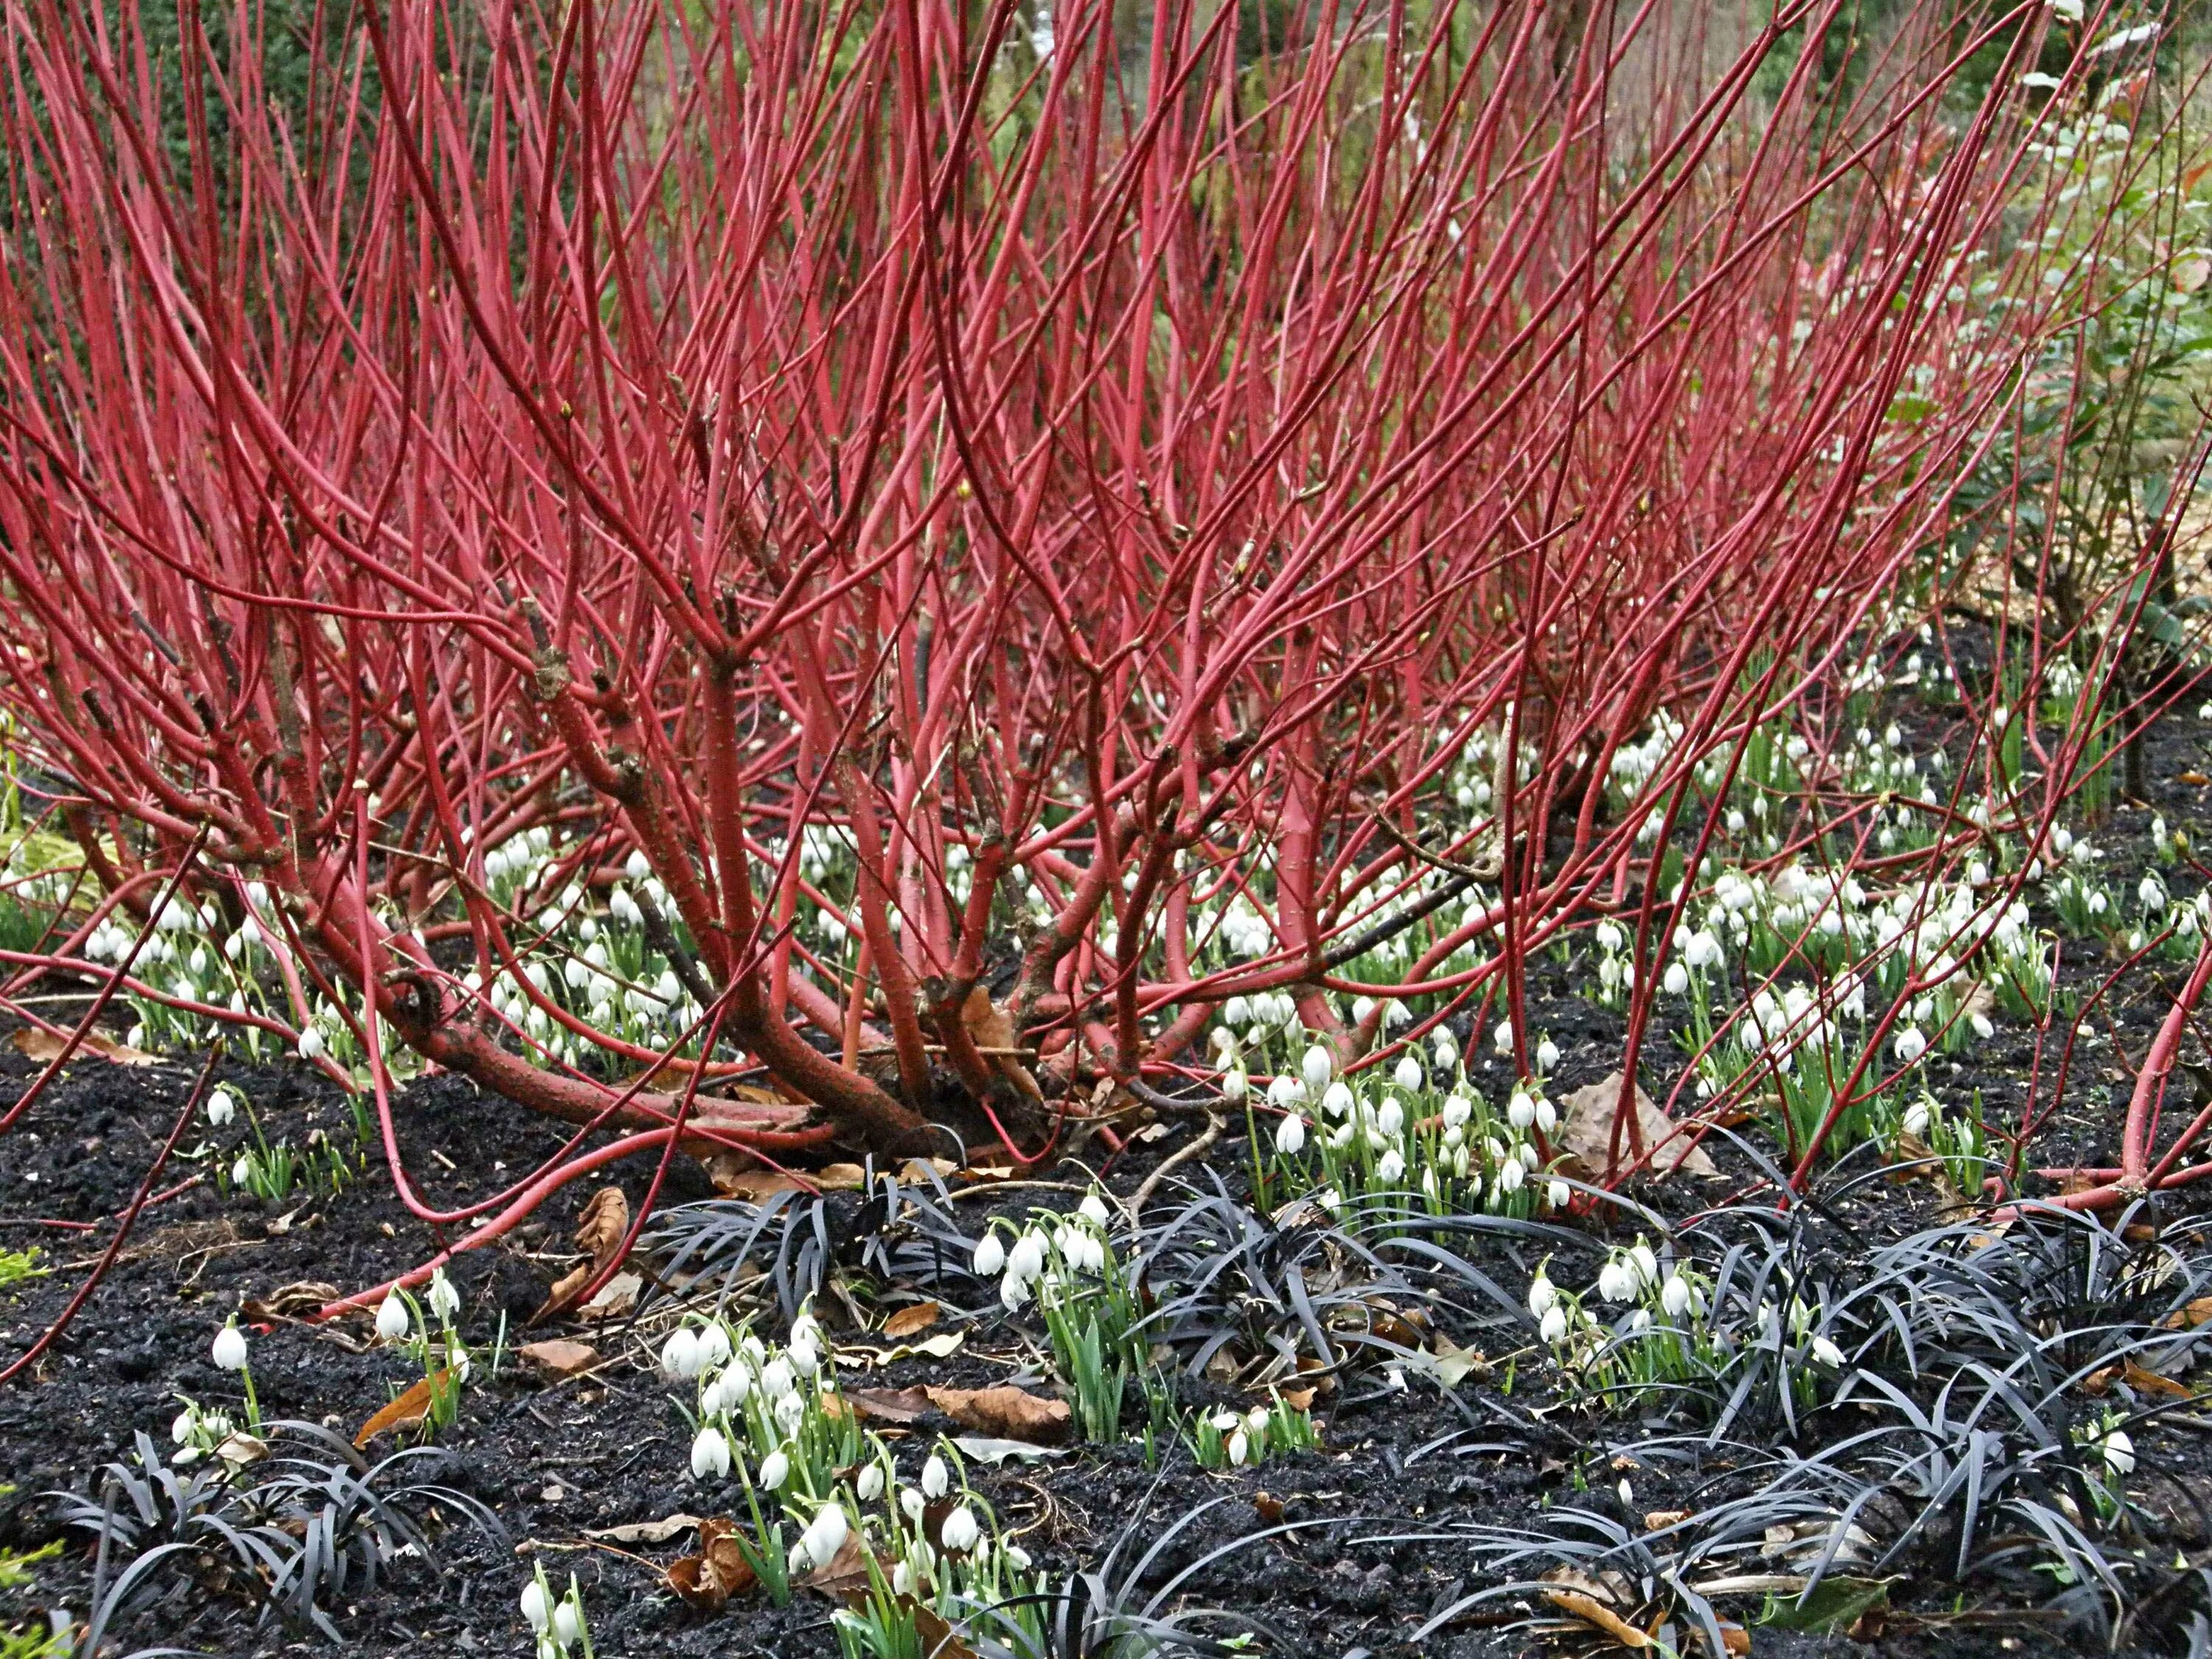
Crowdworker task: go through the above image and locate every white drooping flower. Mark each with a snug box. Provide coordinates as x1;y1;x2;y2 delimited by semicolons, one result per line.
1809;1335;1846;1368
921;1453;950;1500
206;1088;237;1127
798;1502;849;1570
521;1577;552;1633
1535;1037;1559;1074
296;1026;326;1061
1498;1158;1525;1194
973;1232;1006;1277
1079;1192;1112;1226
2101;1429;2136;1477
1507;1091;1536;1130
1493;1018;1516;1055
1394;1055;1423;1092
1548;1179;1571;1209
691;1425;732;1480
1528;1275;1558;1318
1663;961;1688;995
375;1295;411;1342
1894;1026;1927;1064
1321;1080;1356;1119
1376;1096;1405;1137
857;1463;886;1502
1596;1260;1636;1304
1301;1045;1334;1091
1629;1242;1658;1290
1441;1093;1472;1129
211;1322;248;1371
662;1327;703;1380
552;1598;582;1648
1275;1114;1307;1155
1376;1148;1406;1184
939;1504;981;1554
757;1449;790;1491
1227;1428;1250;1467
1660;1273;1692;1319
427;1270;459;1321
1222;1068;1248;1102
1007;1231;1047;1283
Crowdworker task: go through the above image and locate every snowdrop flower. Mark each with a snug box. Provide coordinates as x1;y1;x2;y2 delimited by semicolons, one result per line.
999;1273;1032;1312
939;1505;981;1554
1539;1305;1569;1345
1376;1096;1405;1136
787;1337;821;1377
1630;1241;1658;1290
427;1270;459;1321
1507;1091;1535;1130
2140;875;2167;911
1442;1093;1472;1129
1433;1032;1459;1068
691;1425;732;1480
857;1463;886;1503
212;1321;248;1371
662;1328;703;1380
1315;1081;1351;1120
973;1233;1006;1277
799;1502;849;1570
375;1295;411;1342
232;1155;254;1186
1079;1192;1112;1226
1498;1158;1525;1193
1227;1428;1251;1466
900;1487;925;1521
1548;1178;1571;1208
553;1599;582;1648
1008;1230;1047;1283
761;1357;796;1399
1660;1274;1691;1320
1596;1260;1637;1304
891;1558;917;1596
521;1577;552;1633
1493;1018;1515;1055
1663;961;1688;995
1809;1336;1846;1368
1301;1045;1334;1091
1685;931;1724;970
1894;1026;1927;1064
1535;1037;1559;1074
206;1088;237;1127
1534;1096;1557;1134
296;1026;325;1061
1970;1010;1994;1040
1275;1114;1307;1155
1394;1055;1423;1092
1376;1147;1406;1184
2101;1430;2136;1477
757;1449;790;1491
1222;1068;1248;1102
921;1453;950;1500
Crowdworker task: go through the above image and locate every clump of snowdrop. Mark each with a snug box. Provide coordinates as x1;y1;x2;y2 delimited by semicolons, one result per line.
1192;1393;1319;1470
521;1563;594;1658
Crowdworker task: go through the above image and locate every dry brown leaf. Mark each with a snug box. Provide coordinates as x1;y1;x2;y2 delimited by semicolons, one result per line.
846;1386;936;1425
11;1026;158;1067
2163;1295;2212;1331
242;1281;339;1322
214;1431;268;1466
1559;1071;1718;1178
585;1513;703;1545
1281;1387;1315;1411
712;1166;813;1200
520;1339;602;1378
1545;1588;1652;1648
2124;1359;2195;1400
923;1385;1071;1445
575;1270;641;1320
2177;255;2211;294
818;1163;869;1192
355;1372;446;1447
667;1517;757;1610
797;1530;875;1598
2182;771;2212;787
881;1301;942;1338
1644;1509;1692;1531
574;1186;629;1258
962;987;1043;1101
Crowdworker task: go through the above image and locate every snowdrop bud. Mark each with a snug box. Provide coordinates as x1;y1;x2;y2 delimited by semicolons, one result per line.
1548;1179;1571;1209
1534;1097;1557;1135
1376;1096;1405;1136
1222;1069;1248;1103
553;1599;581;1647
758;1449;789;1491
1493;1019;1515;1055
232;1155;254;1186
1535;1037;1559;1074
1630;1242;1658;1289
1809;1335;1846;1368
1442;1093;1472;1129
1275;1114;1307;1156
375;1295;411;1342
206;1088;237;1126
661;1328;703;1380
800;1503;849;1569
1540;1305;1569;1344
172;1409;195;1444
1528;1276;1558;1317
939;1504;981;1554
212;1322;248;1371
1902;1099;1933;1139
901;1487;925;1521
1663;961;1688;995
921;1454;950;1500
1079;1192;1111;1226
521;1578;552;1633
1660;1274;1691;1319
891;1558;917;1596
1894;1026;1927;1064
1376;1147;1406;1184
1227;1429;1250;1467
1301;1045;1334;1091
1498;1158;1525;1193
857;1463;886;1503
2103;1430;2136;1476
296;1026;325;1061
1394;1055;1423;1092
1507;1091;1536;1130
973;1233;1006;1277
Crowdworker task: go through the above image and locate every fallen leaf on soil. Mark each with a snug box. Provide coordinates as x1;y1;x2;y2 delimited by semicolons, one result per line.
1644;1509;1692;1531
925;1385;1071;1444
532;1186;632;1324
519;1339;602;1378
1559;1071;1718;1178
710;1166;813;1200
962;986;1043;1101
355;1372;445;1447
242;1281;339;1321
1545;1587;1652;1648
575;1271;642;1319
847;1386;935;1425
214;1431;268;1465
1416;1335;1486;1389
586;1513;703;1545
2183;771;2212;787
881;1301;942;1338
667;1518;757;1610
1253;1491;1284;1523
2123;1359;2195;1399
950;1436;1071;1465
2163;1295;2212;1330
1281;1387;1315;1411
11;1026;158;1067
901;1157;959;1182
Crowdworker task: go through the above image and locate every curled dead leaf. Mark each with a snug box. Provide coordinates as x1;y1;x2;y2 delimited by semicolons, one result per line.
847;1386;935;1425
881;1301;942;1339
519;1338;602;1378
355;1372;445;1447
242;1281;340;1322
532;1186;631;1324
923;1385;1071;1445
11;1026;158;1067
1559;1071;1718;1178
1545;1587;1652;1648
585;1513;703;1545
667;1517;757;1610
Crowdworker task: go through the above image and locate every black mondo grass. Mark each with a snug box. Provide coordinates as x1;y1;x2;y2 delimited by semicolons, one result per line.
48;1422;504;1649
